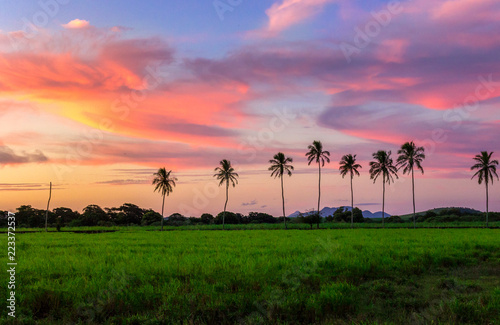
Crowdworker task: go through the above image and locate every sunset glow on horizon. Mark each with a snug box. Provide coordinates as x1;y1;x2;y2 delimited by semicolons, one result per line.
1;0;499;217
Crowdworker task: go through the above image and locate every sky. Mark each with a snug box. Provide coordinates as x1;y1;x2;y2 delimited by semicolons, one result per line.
1;0;499;217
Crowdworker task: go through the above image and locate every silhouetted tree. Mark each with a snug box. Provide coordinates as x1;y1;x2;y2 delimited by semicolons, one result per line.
213;159;239;230
303;213;321;229
471;151;498;227
369;150;398;227
306;140;330;228
165;213;188;226
247;212;276;224
330;207;363;223
200;213;214;225
15;205;34;227
82;205;108;226
269;152;294;229
108;203;144;225
141;210;162;226
0;211;7;227
53;207;80;226
152;167;177;231
339;154;362;228
214;211;242;225
396;141;425;229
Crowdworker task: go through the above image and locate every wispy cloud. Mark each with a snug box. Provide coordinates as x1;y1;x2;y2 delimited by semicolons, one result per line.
242;199;258;206
94;179;149;186
249;0;336;38
0;183;60;191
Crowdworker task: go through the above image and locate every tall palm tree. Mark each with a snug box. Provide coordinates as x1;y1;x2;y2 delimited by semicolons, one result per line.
214;159;239;230
152;168;177;231
369;150;398;228
396;141;425;229
269;152;294;229
306;140;330;224
471;151;498;227
339;154;362;228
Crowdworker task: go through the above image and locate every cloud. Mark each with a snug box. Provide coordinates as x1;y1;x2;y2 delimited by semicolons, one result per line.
317;102;500;171
242;199;258;206
250;0;336;37
0;145;48;165
94;179;149;186
0;28;249;151
0;183;61;191
110;26;131;33
0;33;175;95
150;123;238;138
62;19;90;29
430;0;500;23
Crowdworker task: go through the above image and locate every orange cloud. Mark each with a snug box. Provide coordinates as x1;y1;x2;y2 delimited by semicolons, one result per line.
0;27;252;158
62;19;90;29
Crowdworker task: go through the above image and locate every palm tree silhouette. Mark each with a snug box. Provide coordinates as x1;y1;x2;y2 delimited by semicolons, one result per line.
269;152;294;229
339;154;362;228
214;159;239;230
396;141;425;229
369;150;398;228
471;151;498;227
152;168;177;231
306;140;330;223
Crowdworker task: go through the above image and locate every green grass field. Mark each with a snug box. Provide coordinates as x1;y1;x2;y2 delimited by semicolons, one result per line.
1;228;499;324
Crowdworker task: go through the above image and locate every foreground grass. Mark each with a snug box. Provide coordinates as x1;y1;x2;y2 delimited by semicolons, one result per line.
1;229;499;324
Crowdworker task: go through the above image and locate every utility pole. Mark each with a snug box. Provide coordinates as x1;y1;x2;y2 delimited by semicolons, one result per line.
45;182;52;232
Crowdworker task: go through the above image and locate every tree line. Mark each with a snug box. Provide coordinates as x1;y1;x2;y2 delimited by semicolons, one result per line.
153;140;498;230
0;204;362;228
3;203;497;229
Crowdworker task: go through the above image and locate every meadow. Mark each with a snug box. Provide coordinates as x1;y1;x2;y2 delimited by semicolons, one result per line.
1;228;499;324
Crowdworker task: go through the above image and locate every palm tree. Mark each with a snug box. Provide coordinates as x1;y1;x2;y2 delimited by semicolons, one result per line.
269;152;294;229
339;154;362;228
396;141;425;229
369;150;398;227
152;168;177;231
214;159;239;230
471;151;498;227
306;140;330;226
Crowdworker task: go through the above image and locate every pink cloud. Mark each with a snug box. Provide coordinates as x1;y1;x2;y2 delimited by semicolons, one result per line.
250;0;336;37
62;19;91;29
0;28;252;157
431;0;500;22
375;39;409;63
0;30;174;97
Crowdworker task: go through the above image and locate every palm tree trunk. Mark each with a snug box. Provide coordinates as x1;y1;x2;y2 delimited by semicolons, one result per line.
223;182;229;230
160;194;165;231
317;163;321;229
382;174;385;228
281;174;286;229
486;181;489;227
350;173;354;229
412;168;416;229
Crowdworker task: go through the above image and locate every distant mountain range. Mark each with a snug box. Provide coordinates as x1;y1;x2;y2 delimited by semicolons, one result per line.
287;206;390;219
